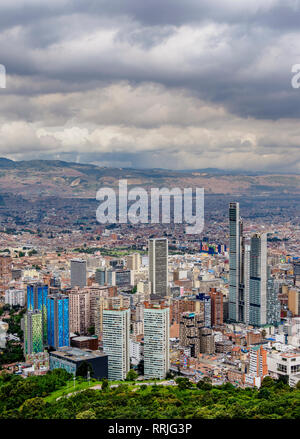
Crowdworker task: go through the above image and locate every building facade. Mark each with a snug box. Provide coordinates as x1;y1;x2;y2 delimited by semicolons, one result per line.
102;308;130;380
144;303;170;379
22;310;43;355
149;238;168;299
70;259;87;288
47;294;69;348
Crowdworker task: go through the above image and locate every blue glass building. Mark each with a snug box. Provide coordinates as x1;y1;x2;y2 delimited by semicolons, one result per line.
47;294;69;348
27;283;48;344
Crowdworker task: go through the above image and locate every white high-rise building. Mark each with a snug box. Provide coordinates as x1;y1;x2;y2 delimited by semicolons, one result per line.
148;238;168;299
102;308;130;380
144;303;170;379
5;288;25;307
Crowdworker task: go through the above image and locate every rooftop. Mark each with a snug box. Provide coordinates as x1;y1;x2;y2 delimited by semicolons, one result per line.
50;346;107;362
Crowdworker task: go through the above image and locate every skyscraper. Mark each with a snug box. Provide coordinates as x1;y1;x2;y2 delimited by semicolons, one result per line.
229;202;243;322
69;289;91;335
70;259;87;288
27;283;48;344
196;293;211;327
209;288;223;327
102;308;130;380
47;294;69;348
148;238;168;299
179;311;204;357
22;310;43;355
144;303;170;379
249;233;267;326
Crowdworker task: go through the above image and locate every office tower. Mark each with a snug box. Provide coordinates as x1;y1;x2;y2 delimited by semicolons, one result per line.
293;261;300;287
148;238;168;299
249;233;267;326
27;283;48;344
199;327;215;354
243;244;251;324
127;253;141;271
47;294;69;349
102;308;130;380
107;269;131;287
95;268;106;286
0;254;12;291
95;295;130;337
69;289;91;335
144;303;170;379
249;345;268;378
5;288;25;307
70;259;87;288
267;275;281;325
179;312;204;357
196;293;211;327
288;288;300;316
209;289;223;326
22;310;43;355
229;202;245;322
171;296;204;324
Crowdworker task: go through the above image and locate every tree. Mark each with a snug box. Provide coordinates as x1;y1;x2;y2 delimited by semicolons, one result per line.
197;377;212;391
261;376;275;388
126;369;138;381
76;409;97;419
87;326;95;335
175;377;191;390
19;398;46;419
258;388;271;399
101;378;109;391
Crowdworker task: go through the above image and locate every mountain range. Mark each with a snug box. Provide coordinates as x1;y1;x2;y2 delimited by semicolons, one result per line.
0;158;298;199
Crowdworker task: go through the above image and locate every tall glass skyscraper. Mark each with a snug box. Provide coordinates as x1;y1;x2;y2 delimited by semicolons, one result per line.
27;283;48;344
47;294;69;348
249;233;267;326
229;202;243;322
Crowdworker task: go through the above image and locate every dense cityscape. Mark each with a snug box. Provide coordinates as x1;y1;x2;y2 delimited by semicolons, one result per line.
0;198;299;419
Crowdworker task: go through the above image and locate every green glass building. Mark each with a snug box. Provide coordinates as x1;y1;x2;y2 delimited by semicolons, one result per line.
22;310;43;355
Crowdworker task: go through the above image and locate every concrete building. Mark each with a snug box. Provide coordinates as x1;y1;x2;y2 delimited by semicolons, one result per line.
69;289;91;335
5;288;25;307
144;303;170;379
288;288;300;316
267;351;300;385
102;308;130;380
199;327;215;354
149;238;168;299
70;259;87;288
179;311;204;357
127;253;141;271
209;288;223;326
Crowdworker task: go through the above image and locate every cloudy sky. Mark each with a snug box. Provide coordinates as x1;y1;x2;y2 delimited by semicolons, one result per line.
0;0;299;172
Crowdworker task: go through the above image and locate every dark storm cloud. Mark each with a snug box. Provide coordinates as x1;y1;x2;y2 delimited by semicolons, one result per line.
0;0;299;171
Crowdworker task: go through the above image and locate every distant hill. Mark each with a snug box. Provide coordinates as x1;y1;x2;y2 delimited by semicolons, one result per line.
0;158;298;199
